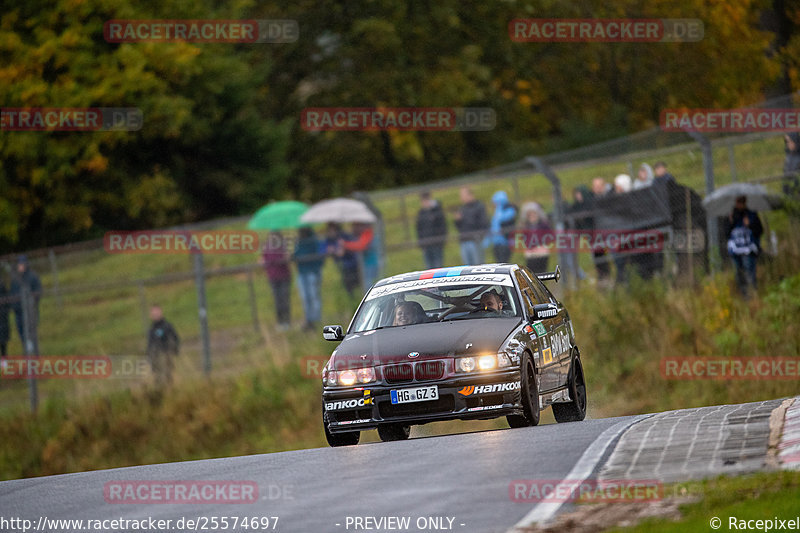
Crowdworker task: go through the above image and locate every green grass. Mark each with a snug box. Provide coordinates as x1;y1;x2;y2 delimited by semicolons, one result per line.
607;471;800;533
0;131;797;479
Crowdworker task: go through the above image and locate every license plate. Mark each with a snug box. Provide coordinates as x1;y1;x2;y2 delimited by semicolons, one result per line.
390;385;438;405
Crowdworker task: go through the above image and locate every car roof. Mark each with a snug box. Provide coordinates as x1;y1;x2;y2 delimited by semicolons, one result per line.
372;263;518;287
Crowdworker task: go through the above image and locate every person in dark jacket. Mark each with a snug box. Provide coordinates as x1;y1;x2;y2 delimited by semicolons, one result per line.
416;191;448;269
654;161;677;184
725;196;763;297
519;202;552;273
783;133;800;197
342;222;379;292
324;223;360;298
293;227;325;330
146;304;180;387
589;178;612;284
454;187;490;265
261;232;292;330
563;187;591;283
10;255;41;354
0;274;10;365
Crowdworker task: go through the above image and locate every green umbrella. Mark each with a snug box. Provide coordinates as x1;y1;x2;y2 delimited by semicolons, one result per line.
247;201;308;230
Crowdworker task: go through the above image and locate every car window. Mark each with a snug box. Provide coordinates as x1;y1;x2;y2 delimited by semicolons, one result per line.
514;271;537;316
351;276;521;333
521;267;554;304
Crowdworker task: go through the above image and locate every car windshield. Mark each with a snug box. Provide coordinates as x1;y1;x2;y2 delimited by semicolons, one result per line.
350;276;520;333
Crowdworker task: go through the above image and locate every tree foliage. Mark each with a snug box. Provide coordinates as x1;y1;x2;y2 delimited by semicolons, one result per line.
0;0;795;251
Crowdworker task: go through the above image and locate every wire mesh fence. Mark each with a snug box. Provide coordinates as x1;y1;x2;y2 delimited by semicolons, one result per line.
2;94;799;412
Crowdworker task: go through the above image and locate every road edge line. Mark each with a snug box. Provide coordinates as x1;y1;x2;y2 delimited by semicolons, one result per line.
509;414;653;531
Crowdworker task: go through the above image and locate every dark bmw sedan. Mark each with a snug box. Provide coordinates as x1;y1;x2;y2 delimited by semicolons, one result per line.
320;263;587;446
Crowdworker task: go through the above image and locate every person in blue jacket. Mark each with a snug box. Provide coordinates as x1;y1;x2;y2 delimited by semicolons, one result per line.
486;191;518;263
294;226;325;330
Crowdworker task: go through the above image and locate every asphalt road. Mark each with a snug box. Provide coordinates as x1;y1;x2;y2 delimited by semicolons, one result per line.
0;400;788;533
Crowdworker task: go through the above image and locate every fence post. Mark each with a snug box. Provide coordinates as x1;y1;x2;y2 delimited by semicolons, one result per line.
192;252;212;376
21;283;38;413
525;157;571;285
685;187;695;285
247;268;260;334
138;282;149;340
511;175;522;206
728;143;737;182
399;194;411;243
48;249;62;310
687;131;719;272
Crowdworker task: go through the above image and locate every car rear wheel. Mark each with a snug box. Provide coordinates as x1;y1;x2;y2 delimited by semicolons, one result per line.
323;408;360;447
377;423;411;442
507;353;540;428
553;355;587;423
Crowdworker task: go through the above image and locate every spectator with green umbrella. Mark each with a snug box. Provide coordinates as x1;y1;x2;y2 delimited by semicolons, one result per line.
249;201;309;330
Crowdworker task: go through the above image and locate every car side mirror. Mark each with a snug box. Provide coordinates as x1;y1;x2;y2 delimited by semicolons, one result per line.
322;325;344;341
532;303;559;320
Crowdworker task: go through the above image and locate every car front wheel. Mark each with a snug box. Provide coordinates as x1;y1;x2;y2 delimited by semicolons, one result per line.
507;353;540;428
552;354;587;423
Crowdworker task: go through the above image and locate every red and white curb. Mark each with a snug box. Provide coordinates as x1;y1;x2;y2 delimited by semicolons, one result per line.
778;397;800;469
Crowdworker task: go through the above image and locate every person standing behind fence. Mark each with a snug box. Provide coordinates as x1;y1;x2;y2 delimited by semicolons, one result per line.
10;255;41;354
260;232;292;330
725;196;763;298
611;175;633;284
783;133;800;197
454;187;490;265
519;202;552;273
342;222;379;292
654;162;677;184
325;223;360;298
0;275;10;368
416;191;448;269
293;227;325;331
564;187;590;283
146;305;180;387
487;191;517;263
590;178;612;284
633;163;654;190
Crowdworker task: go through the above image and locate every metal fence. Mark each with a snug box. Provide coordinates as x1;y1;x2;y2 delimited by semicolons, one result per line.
2;94;798;412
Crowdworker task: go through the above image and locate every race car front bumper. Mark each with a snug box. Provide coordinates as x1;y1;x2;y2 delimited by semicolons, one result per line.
323;368;524;433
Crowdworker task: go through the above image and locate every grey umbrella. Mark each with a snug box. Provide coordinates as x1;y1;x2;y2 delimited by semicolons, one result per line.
702;183;782;217
300;198;378;224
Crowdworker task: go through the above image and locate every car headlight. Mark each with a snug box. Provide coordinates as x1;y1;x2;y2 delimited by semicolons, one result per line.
457;355;505;372
457;356;477;372
338;369;357;386
496;351;513;368
356;367;376;384
478;355;497;370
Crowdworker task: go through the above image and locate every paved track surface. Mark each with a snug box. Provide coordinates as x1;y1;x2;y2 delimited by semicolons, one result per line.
1;399;792;533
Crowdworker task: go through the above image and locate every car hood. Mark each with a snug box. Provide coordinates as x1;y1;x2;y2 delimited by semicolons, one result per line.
329;318;521;368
